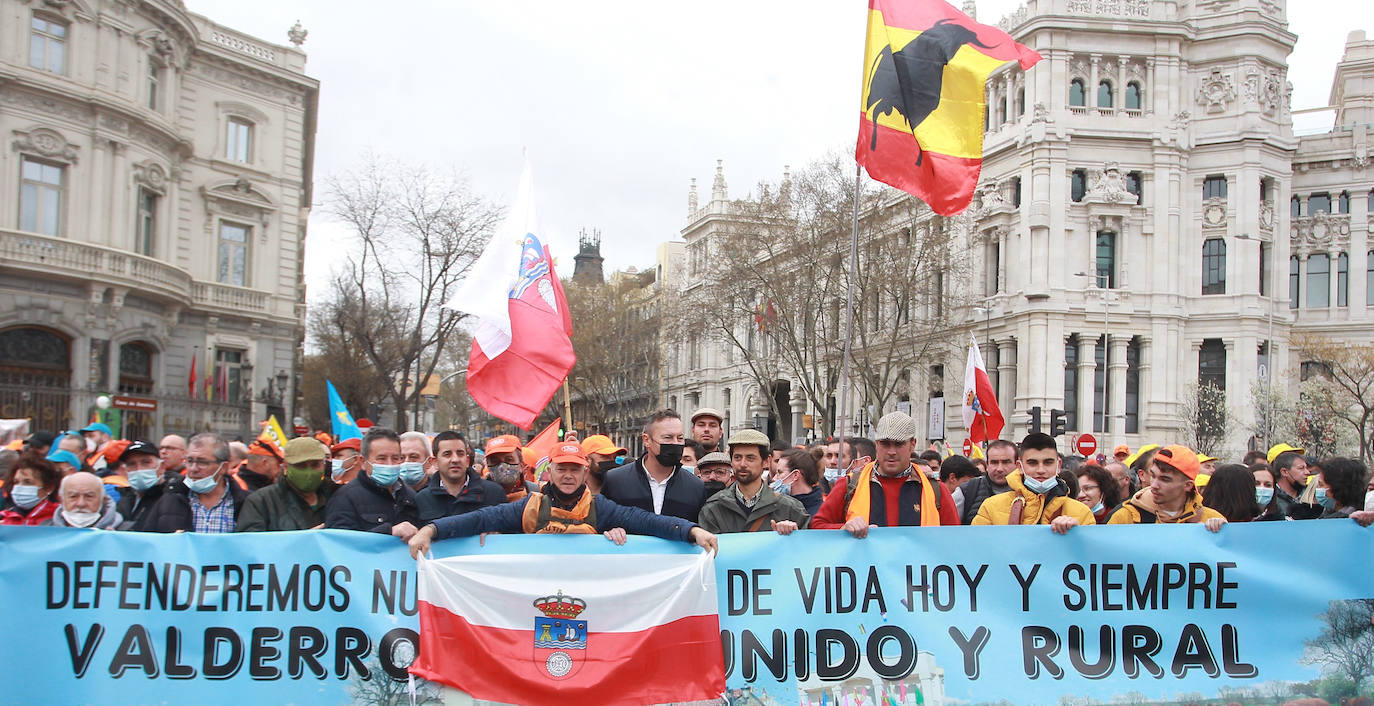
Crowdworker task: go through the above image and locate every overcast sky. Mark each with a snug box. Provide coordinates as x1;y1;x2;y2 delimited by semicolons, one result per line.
186;0;1360;303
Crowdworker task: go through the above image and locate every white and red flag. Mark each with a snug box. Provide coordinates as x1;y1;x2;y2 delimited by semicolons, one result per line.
447;161;575;429
411;551;725;705
962;334;1004;443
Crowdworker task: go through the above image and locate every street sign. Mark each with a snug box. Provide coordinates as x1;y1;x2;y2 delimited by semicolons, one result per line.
962;438;973;456
293;424;309;436
928;397;945;441
111;395;157;412
1075;433;1098;457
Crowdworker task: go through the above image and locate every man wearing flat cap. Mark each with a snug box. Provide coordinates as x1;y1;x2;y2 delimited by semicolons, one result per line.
811;411;959;537
698;429;808;534
238;437;336;532
691;408;725;455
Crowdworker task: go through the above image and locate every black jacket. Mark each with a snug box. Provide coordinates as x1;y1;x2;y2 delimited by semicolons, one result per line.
325;470;420;533
415;469;505;524
141;478;251;533
792;487;825;518
957;474;1011;525
430;490;698;543
600;457;706;523
115;472;180;531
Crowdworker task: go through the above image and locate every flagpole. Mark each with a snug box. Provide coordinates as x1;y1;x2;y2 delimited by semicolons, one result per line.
561;377;572;435
836;163;863;468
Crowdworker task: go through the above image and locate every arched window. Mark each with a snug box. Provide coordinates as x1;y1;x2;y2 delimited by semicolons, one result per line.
118;341;154;394
0;326;72;428
1071;169;1087;202
1337;191;1350;214
1291;195;1301;218
1064;336;1079;430
1307;254;1330;308
1126;171;1143;205
1125;81;1142;110
1097;80;1114;108
1202;239;1226;295
1367;250;1374;306
1016;86;1025;117
1309;193;1331;214
1289;255;1300;309
1337;252;1348;307
997;95;1007;124
1069;79;1086;107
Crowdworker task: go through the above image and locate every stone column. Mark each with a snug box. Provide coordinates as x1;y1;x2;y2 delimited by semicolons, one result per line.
998;338;1017;437
1145;58;1156;115
1090;55;1100;111
1077;336;1097;434
790;386;807;443
1117;56;1127;110
1109;337;1129;444
1135;337;1151;436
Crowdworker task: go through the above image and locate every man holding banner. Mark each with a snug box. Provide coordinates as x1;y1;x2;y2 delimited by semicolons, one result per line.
1109;445;1227;530
972;432;1094;532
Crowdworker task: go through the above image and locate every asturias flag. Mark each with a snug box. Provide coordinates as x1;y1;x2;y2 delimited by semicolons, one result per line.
446;161;575;430
857;0;1042;215
962;334;1004;443
411;550;724;705
326;380;362;441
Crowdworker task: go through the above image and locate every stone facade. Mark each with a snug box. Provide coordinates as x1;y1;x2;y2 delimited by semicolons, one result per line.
664;5;1373;458
0;0;318;440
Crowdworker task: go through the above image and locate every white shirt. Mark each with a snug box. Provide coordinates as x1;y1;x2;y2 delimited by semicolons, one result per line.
647;467;675;514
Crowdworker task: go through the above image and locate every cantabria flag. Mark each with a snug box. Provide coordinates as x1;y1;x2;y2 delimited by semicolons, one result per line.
411;551;724;705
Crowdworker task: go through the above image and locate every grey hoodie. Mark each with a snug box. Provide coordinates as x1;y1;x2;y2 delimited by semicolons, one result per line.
46;493;123;529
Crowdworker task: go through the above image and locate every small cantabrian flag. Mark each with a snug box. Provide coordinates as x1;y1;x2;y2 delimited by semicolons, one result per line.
962;334;1005;443
856;0;1041;215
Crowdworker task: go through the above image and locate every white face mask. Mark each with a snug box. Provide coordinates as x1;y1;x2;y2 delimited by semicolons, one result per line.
64;509;100;528
330;459;349;482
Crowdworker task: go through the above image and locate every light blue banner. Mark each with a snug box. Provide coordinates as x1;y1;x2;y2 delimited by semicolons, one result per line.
1;522;1370;705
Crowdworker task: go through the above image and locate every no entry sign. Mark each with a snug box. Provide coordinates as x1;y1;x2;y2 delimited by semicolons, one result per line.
1075;433;1098;457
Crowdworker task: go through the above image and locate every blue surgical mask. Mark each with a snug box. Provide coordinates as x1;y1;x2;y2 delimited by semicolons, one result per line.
1255;487;1274;506
770;480;792;496
186;471;220;495
1314;487;1336;510
400;462;426;485
330;459;349;482
371;463;401;487
128;469;160;492
1023;474;1059;495
1091;501;1104;515
680;465;696;476
9;485;41;509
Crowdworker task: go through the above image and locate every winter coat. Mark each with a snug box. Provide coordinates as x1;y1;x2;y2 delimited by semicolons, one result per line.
142;480;251;533
972;471;1097;526
324;470;419;533
600;457;706;523
1107;488;1225;524
792;487;825;518
415;469;505;524
115;473;180;531
697;483;809;534
0;497;59;526
46;494;122;529
236;477;336;532
429;489;698;543
811;469;959;528
956;474;1012;525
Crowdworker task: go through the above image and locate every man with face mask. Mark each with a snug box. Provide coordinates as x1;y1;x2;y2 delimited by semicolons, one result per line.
601;409;707;523
330;439;362;485
580;434;627;495
698;429;808;534
143;432;248;533
416;431;504;523
46;471;122;529
482;435;539;502
79;423;113;471
399;431;435;491
238;437;336;531
695;452;734;499
110;440;174;531
233;439;283;493
972;433;1095;532
325;427;421;538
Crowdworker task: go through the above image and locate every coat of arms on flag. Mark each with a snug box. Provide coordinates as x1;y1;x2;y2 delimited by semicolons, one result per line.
532;590;587;679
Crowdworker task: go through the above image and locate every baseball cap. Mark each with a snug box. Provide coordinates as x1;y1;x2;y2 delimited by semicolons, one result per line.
1153;445;1201;480
581;434;627;457
26;431;57;448
727;428;770;450
1197;453;1217;464
45;449;83;469
1123;443;1160;468
485;434;521;456
697;451;731;468
1267;443;1305;464
283;437;327;465
80;422;113;436
550;443;588;465
874;411;917;442
249;438;284;461
691;408;724;424
331;438;360;455
102;440;132;466
117;440;159;464
1113;444;1130;457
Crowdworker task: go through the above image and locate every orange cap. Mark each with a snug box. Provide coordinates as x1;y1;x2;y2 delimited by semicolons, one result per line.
580;434;626;457
249;438;283;461
550;442;588;465
330;438;360;455
1113;444;1130;456
485;434;520;456
1153;445;1201;480
102;440;132;466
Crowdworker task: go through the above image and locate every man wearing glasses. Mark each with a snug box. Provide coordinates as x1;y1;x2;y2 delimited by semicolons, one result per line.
142;432;248;533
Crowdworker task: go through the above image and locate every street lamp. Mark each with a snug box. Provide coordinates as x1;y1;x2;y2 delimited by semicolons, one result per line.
1234;233;1275;449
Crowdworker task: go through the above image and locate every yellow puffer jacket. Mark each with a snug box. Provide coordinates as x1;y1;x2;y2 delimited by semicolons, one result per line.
972;471;1097;526
1107;488;1224;524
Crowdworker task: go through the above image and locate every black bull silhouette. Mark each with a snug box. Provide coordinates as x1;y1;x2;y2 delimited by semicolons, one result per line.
865;19;996;166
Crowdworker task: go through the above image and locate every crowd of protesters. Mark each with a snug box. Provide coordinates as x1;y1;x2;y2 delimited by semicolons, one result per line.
2;408;1372;554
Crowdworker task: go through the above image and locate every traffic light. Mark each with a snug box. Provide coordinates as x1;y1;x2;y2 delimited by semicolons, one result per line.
1049;408;1067;437
1026;406;1042;434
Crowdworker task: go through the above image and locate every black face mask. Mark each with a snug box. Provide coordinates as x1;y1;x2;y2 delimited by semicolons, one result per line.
702;480;727;497
653;443;684;468
597;460;618;474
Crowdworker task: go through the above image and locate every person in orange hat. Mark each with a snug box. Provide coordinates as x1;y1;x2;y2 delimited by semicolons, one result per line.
1113;444;1130;463
580;434;627;494
97;439;133;503
233;439;283;493
330;438;362;485
485;434;537;502
1107;445;1226;530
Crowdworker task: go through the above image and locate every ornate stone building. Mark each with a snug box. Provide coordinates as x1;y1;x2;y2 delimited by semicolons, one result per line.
664;2;1373;457
0;0;318;440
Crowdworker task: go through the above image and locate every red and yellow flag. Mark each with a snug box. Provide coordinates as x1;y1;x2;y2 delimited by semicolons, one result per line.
856;0;1041;215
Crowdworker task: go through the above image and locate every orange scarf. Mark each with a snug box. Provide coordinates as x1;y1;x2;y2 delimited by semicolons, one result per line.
845;463;940;527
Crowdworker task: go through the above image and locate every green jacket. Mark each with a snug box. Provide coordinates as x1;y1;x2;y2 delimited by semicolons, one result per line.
237;477;335;532
697;483;809;534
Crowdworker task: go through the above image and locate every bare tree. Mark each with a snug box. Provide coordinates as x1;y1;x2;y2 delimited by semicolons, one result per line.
323;155;501;430
1177;381;1235;457
1304;599;1374;694
1292;333;1374;462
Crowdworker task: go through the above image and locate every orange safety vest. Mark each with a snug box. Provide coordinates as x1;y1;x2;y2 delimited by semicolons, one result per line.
520;491;598;534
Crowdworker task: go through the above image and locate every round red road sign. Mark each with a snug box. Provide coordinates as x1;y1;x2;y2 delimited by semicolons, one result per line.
1075;433;1097;456
962;438;973;456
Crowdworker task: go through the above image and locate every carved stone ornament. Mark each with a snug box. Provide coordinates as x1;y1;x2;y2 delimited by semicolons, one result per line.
1032;101;1053;123
1290;213;1351;253
972;180;1013;218
1258;201;1275;233
12;126;78;163
1083;162;1139;205
133;161;168;193
287;21;307;47
1196;71;1236;113
1201;197;1227;228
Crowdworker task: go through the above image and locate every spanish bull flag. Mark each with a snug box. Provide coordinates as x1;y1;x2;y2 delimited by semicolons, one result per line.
857;0;1041;215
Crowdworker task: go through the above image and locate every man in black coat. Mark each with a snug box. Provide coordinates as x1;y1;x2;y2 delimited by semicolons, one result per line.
325;427;421;538
601;409;706;523
416;431;504;523
142;432;250;533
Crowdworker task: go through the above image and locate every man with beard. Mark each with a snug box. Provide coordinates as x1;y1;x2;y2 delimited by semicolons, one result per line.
416;431;504;522
407;442;717;555
46;472;122;529
691;408;725;454
580;434;627;495
602;409;707;523
698;429;808;534
485;435;539;502
953;439;1017;524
